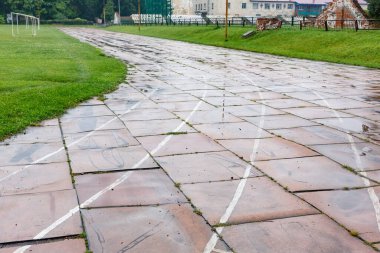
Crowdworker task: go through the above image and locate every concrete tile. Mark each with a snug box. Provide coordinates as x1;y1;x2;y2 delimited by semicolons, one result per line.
311;142;380;171
260;98;317;109
82;204;229;253
238;91;289;101
181;177;317;225
160;101;215;112
312;98;374;109
75;169;186;208
284;91;340;101
343;107;380;122
124;119;196;137
151;93;199;103
219;137;318;162
64;129;139;149
222;214;376;253
0;239;86;253
0;143;66;166
224;105;285;117
0;163;72;196
284;107;352;119
315;117;379;135
188;89;234;97
120;108;176;122
298;187;380;242
62;105;114;119
244;114;317;130
0;190;82;243
194;122;272;140
1;125;62;145
271;126;364;145
362;170;380;184
69;146;157;173
175;109;243;125
156;151;262;184
255;156;368;192
60;115;125;134
138;133;225;157
202;96;255;107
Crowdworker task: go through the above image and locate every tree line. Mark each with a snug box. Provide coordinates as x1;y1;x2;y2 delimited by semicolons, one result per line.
0;0;139;21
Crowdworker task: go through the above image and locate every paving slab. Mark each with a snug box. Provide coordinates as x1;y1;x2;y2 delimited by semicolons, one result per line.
219;137;318;162
68;145;157;173
0;239;86;253
238;91;289;100
64;128;139;149
363;170;380;184
271;125;364;145
284;106;352;119
224;105;285;117
0;190;82;243
1;125;62;145
124;118;196;137
311;142;380;171
255;156;368;192
343;107;380;122
175;109;243;125
151;93;199;103
156;151;262;184
75;169;186;208
81;204;230;253
194;122;272;140
0;162;72;196
188;89;234;98
298;187;380;242
120;108;177;122
62;105;114;118
315;117;379;135
202;96;255;106
0;143;66;166
312;98;375;109
181;177;317;225
221;214;376;253
137;133;225;157
244;114;318;130
60;115;125;134
260;98;317;109
159;100;215;112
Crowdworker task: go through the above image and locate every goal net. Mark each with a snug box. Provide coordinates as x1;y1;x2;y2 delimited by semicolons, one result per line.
10;12;40;37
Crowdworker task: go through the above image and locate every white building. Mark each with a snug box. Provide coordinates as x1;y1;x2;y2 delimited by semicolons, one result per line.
173;0;194;14
193;0;296;17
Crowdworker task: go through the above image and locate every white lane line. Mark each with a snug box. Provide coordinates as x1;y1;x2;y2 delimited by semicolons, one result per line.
203;71;266;253
0;88;157;184
13;91;208;253
312;91;380;233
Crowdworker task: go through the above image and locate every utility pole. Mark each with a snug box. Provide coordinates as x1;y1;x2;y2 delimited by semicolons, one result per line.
138;0;141;31
225;0;228;41
118;0;121;25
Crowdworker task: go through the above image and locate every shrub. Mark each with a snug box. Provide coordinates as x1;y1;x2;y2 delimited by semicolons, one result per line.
0;15;5;24
40;18;93;25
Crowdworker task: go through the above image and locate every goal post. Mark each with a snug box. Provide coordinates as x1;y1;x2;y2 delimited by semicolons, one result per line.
11;12;40;37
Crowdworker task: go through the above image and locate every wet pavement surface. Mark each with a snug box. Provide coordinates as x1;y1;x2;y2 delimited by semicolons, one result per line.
0;27;379;252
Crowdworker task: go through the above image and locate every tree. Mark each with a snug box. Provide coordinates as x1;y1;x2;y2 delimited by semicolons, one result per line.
368;0;380;18
104;0;115;21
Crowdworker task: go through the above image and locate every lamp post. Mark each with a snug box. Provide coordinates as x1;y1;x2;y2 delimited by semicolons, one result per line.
225;0;228;41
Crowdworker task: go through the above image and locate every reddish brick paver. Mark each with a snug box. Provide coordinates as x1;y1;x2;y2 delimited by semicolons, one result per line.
0;28;379;252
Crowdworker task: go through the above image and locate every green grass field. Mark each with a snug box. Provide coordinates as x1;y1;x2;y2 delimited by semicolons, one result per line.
0;25;125;141
106;25;380;69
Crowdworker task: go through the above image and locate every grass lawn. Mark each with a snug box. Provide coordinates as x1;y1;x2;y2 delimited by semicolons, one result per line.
0;25;125;141
105;25;380;69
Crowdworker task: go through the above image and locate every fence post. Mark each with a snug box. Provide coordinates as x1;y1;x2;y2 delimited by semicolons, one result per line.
355;20;358;31
243;20;245;27
291;16;294;26
300;21;302;30
324;20;328;31
217;20;219;27
229;20;231;26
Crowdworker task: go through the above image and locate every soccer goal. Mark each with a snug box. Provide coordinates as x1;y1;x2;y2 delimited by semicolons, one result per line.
11;12;40;37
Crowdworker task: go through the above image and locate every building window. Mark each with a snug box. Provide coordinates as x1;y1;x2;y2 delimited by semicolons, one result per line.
253;3;259;9
265;3;270;9
298;5;303;10
212;2;214;9
242;3;247;9
228;2;231;8
276;3;282;9
204;3;206;9
256;14;261;16
288;4;294;9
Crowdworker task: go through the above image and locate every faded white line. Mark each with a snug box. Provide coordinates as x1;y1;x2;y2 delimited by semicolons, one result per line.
312;91;380;233
13;90;208;253
203;71;266;253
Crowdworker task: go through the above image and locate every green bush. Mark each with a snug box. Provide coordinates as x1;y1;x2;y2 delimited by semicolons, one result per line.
0;15;5;24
